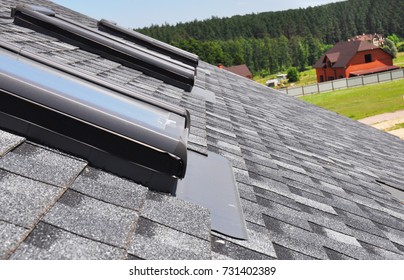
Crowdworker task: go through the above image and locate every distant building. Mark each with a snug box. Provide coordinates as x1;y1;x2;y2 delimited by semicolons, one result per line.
350;33;384;47
314;40;398;83
224;64;253;79
276;74;287;82
266;79;279;87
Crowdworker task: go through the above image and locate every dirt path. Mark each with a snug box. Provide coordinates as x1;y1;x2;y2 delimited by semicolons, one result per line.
358;110;404;140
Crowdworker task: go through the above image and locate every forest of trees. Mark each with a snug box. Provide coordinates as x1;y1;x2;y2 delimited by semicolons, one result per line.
136;0;404;75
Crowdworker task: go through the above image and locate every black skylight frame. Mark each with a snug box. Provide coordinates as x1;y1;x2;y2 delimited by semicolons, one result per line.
97;19;199;68
11;4;196;92
0;47;188;193
54;15;196;75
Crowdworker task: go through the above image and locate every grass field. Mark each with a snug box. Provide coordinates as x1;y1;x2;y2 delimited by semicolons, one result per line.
300;79;404;120
394;52;404;67
296;68;317;86
386;122;404;131
254;67;317;87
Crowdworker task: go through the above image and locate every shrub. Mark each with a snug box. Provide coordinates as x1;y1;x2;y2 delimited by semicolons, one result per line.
287;67;299;82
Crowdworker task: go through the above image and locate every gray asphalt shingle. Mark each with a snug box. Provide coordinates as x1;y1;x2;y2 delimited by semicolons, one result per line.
141;192;211;241
0;171;61;228
272;243;317;260
0;221;28;259
0;143;87;187
11;222;125;260
71;167;148;211
44;190;137;248
214;222;277;259
212;235;274;260
0;130;24;157
129;218;211;260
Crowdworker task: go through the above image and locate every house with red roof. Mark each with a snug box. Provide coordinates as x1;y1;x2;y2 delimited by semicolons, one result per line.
224;64;253;79
314;40;398;83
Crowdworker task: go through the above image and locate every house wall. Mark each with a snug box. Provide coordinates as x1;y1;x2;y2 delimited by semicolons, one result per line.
345;49;394;76
315;56;346;82
316;67;346;82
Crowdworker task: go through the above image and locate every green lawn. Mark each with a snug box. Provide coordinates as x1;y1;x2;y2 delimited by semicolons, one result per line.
296;68;317;86
254;67;317;88
386;122;404;131
394;52;404;67
300;79;404;120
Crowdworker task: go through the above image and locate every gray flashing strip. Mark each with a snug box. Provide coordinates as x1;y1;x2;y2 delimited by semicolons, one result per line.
98;19;199;68
0;47;188;191
12;4;195;92
176;151;248;240
377;180;404;203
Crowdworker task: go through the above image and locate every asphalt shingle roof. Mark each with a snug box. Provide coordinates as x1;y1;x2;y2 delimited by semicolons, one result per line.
1;0;404;260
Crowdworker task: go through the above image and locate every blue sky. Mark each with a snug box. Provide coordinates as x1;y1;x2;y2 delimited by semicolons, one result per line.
52;0;344;29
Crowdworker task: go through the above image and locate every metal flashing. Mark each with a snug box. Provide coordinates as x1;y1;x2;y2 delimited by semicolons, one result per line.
0;48;188;192
176;151;248;240
12;4;195;92
377;180;404;203
97;19;199;68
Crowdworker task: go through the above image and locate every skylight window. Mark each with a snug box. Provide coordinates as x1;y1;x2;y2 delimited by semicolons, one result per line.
0;48;188;192
12;4;196;92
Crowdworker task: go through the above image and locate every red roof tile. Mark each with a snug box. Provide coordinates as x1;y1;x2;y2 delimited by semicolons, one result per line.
224;64;252;78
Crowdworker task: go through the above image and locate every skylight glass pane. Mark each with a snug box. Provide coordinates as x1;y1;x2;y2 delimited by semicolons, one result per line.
0;50;186;139
26;4;55;16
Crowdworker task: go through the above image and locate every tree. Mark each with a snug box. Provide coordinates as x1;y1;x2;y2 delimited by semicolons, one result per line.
383;38;398;58
287;67;299;82
387;34;401;46
267;38;280;73
305;35;324;66
290;37;308;71
277;36;292;71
